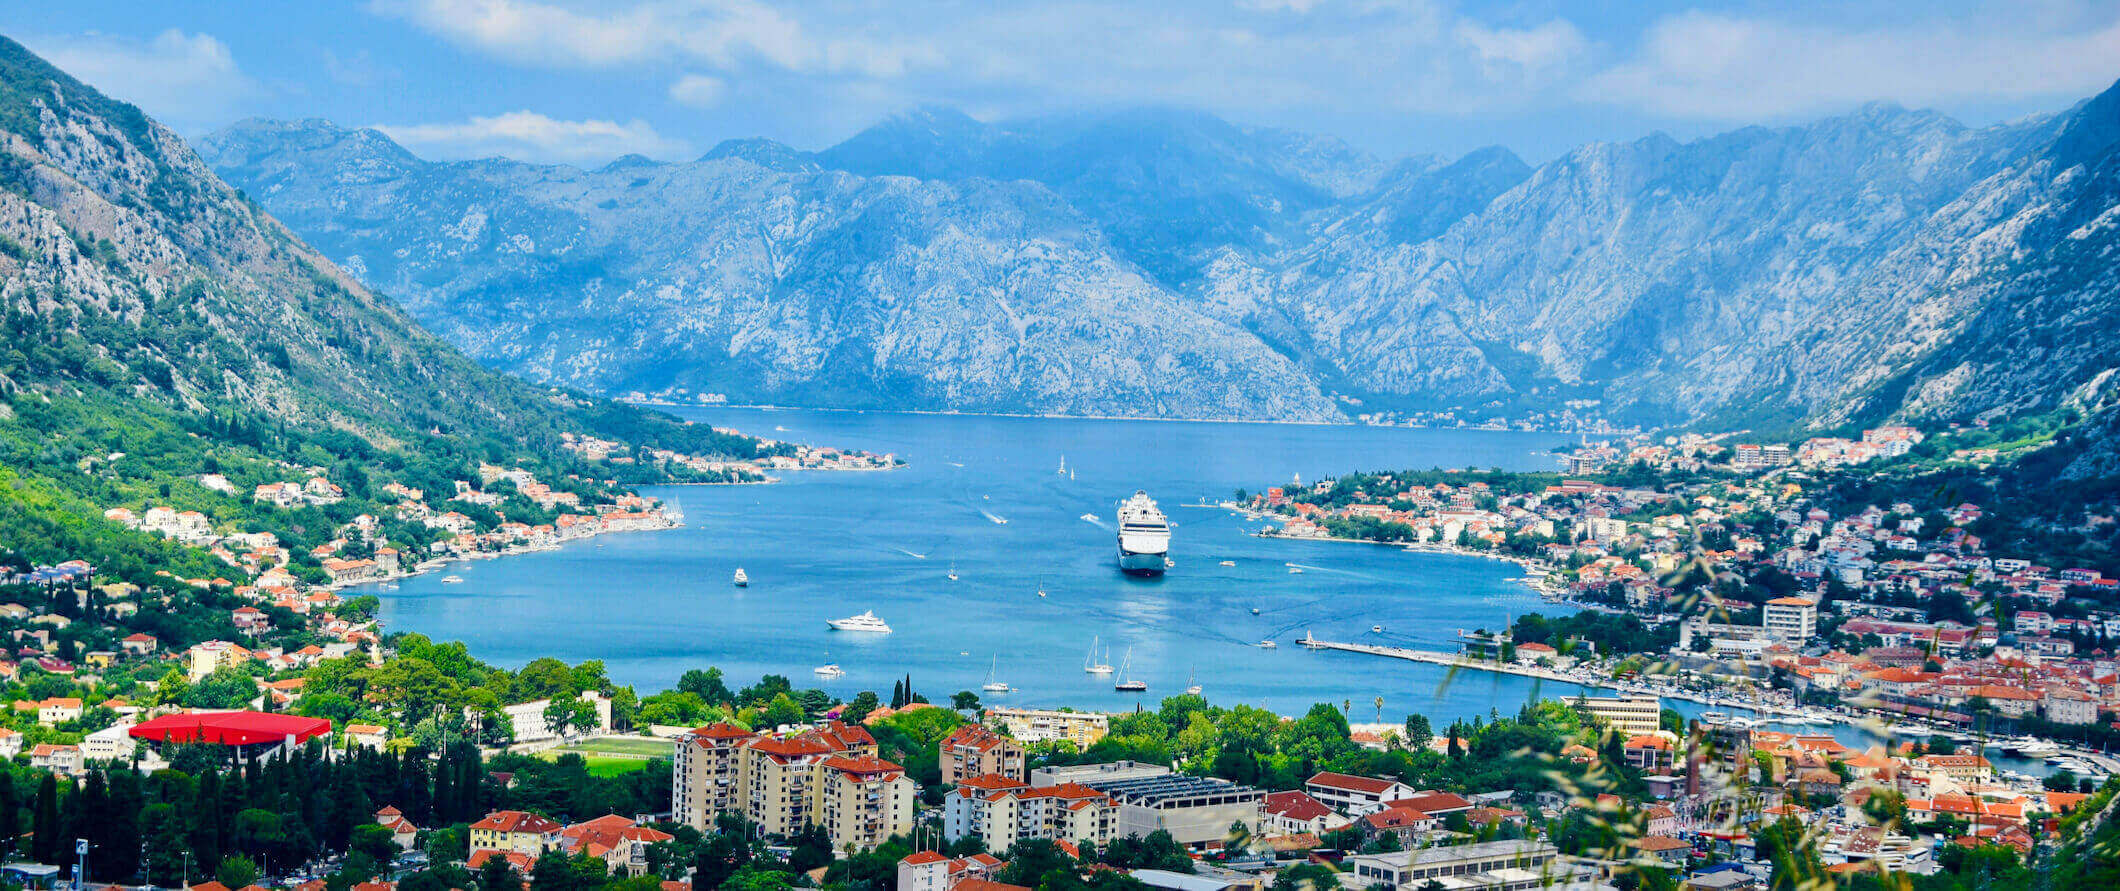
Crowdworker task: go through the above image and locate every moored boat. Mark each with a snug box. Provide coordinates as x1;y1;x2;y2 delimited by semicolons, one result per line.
827;611;892;633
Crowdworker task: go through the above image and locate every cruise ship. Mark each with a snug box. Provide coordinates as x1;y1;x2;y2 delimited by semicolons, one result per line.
1115;490;1171;576
827;611;892;633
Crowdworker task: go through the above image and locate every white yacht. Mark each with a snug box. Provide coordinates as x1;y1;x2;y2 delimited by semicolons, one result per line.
812;664;845;678
827;611;892;633
1258;640;1278;649
1115;491;1171;576
1114;647;1147;692
981;657;1011;693
733;568;748;587
1084;636;1114;674
440;575;463;584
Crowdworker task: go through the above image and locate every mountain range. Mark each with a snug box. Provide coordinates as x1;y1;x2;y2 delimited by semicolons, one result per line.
0;34;765;581
201;82;2120;431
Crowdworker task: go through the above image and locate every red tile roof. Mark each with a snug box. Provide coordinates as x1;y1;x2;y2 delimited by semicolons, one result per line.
1264;790;1337;822
470;810;561;834
1307;771;1401;795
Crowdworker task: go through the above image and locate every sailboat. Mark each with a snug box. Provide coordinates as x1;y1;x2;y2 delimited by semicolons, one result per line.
1184;667;1202;696
1057;455;1067;475
981;656;1011;693
947;563;959;581
1036;576;1047;598
1114;648;1147;692
733;568;748;587
1084;636;1114;674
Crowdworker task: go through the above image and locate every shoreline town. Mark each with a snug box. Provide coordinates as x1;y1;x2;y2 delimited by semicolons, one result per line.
7;416;2120;891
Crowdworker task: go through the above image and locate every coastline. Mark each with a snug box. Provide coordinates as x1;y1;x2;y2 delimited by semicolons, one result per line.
634;400;1635;437
1223;502;1564;598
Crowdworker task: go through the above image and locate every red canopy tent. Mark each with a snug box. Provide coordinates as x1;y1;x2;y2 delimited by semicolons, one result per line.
130;711;332;747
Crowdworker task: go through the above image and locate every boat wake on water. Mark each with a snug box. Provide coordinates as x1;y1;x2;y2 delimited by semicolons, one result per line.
895;548;928;559
981;510;1009;525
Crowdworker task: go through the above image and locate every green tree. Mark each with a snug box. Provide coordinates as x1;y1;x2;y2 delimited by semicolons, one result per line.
217;854;261;889
477;855;524;891
1402;714;1433;750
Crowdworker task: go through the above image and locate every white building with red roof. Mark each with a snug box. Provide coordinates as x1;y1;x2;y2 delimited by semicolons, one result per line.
1306;771;1417;816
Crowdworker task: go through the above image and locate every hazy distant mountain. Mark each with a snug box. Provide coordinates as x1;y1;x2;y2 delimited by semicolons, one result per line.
200;84;2120;428
199;117;1339;421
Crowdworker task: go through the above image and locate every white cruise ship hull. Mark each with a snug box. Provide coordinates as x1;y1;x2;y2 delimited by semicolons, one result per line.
1118;550;1166;575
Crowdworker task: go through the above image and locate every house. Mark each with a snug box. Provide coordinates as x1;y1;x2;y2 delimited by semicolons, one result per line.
121;633;159;655
23;697;84;725
1361;807;1436;847
1632;835;1692;865
558;814;676;876
376;807;420;850
1306;771;1417;816
346;724;389;750
1260;790;1353;836
29;743;83;774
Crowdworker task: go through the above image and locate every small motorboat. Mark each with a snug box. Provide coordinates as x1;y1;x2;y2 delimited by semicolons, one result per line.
1258;640;1278;649
1219;560;1236;567
1250;607;1261;615
440;575;463;584
813;664;845;678
733;567;749;587
1371;624;1384;634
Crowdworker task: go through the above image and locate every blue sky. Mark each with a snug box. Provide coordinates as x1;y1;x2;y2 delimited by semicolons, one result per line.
6;1;2118;166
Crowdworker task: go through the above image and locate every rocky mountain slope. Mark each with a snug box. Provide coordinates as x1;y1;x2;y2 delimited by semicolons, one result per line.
0;35;764;489
201;79;2120;430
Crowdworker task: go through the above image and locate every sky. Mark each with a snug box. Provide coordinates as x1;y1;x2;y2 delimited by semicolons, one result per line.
5;0;2118;167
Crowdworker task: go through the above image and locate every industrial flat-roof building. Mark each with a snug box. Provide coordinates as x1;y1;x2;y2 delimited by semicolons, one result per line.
1074;771;1264;852
1348;841;1603;891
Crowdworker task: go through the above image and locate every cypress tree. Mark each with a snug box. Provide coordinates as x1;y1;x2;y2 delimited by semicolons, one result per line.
0;772;19;859
30;773;58;864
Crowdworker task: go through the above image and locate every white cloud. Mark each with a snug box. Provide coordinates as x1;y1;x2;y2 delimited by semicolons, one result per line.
1237;0;1330;12
375;111;688;164
370;0;936;78
1583;10;2120;120
1453;19;1587;79
668;73;727;108
25;29;258;133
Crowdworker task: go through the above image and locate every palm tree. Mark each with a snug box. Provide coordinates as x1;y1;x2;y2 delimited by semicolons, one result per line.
1374;695;1385;723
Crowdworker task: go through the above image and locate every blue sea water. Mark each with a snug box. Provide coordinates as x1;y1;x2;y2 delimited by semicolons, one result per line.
373;410;1710;724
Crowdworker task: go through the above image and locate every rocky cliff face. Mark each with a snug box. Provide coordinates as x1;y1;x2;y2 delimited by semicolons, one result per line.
200;81;2120;429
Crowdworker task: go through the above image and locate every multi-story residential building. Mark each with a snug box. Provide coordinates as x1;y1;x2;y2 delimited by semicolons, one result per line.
1572;694;1662;737
940;725;1026;784
672;722;756;828
1764;597;1819;643
986;707;1109;747
818;755;918;851
944;774;1116;850
469;811;563;856
670;721;912;851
